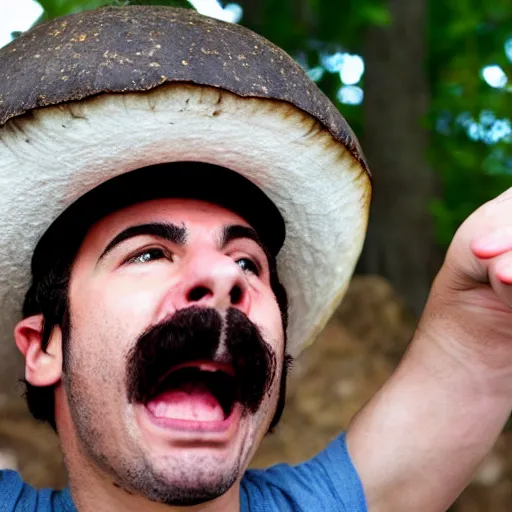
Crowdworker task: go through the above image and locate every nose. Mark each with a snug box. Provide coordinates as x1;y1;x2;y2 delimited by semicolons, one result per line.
172;254;251;314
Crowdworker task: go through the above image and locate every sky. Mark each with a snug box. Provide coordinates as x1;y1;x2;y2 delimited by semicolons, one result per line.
0;0;43;48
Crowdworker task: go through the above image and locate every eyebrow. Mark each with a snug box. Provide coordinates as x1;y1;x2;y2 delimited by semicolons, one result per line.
99;222;188;261
220;224;270;257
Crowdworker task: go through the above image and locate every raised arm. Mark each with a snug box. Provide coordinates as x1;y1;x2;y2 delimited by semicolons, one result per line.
345;187;512;511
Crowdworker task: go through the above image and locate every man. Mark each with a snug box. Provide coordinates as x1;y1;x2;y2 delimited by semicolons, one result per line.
0;5;511;512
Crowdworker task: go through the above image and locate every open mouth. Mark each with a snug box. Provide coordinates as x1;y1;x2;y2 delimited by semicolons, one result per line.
145;362;239;424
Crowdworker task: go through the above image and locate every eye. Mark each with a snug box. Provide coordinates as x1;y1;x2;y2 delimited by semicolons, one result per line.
126;248;171;264
236;257;260;276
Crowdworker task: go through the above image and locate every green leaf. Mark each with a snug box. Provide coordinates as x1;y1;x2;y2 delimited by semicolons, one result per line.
361;3;392;26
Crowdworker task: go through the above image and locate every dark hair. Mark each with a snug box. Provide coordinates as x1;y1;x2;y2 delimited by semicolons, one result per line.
21;163;291;433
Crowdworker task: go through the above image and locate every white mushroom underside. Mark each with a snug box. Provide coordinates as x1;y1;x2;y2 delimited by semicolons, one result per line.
0;84;370;394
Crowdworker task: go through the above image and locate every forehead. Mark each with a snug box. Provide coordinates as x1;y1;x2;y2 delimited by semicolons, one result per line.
82;197;251;247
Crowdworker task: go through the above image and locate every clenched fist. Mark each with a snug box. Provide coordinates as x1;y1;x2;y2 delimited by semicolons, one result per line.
422;187;512;380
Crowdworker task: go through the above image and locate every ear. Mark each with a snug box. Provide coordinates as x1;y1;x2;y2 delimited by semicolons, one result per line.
14;315;63;386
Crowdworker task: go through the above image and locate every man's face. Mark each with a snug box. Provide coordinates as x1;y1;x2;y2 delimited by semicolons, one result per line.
56;198;285;505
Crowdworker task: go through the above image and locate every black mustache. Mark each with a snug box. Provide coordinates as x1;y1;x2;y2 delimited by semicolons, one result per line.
126;306;277;414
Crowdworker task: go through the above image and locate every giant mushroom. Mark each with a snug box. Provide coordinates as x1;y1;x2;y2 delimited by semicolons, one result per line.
0;5;371;397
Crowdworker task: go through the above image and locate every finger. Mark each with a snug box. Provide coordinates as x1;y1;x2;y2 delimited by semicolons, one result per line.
488;252;512;308
492;251;512;285
471;228;512;259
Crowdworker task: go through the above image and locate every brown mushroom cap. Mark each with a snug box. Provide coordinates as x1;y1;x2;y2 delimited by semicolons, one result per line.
0;5;368;174
0;5;371;397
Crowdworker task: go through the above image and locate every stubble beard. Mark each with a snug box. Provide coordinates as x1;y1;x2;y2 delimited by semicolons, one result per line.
63;359;243;506
60;306;279;507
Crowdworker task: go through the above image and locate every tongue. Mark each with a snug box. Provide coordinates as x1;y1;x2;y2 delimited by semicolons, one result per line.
147;382;225;422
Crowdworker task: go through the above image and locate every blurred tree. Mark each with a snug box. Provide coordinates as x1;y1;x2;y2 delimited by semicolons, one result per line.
428;0;512;247
25;0;512;316
359;0;440;316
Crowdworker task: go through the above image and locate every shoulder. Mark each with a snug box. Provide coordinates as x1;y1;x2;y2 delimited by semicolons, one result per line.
0;469;36;509
0;470;74;512
241;432;367;512
0;470;31;500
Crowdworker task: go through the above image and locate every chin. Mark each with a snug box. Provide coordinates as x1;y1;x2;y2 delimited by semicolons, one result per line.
113;448;241;507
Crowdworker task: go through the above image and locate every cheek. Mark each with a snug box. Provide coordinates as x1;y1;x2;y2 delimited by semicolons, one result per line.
256;291;285;352
71;274;164;340
66;281;157;383
65;310;124;379
244;361;284;461
100;275;162;315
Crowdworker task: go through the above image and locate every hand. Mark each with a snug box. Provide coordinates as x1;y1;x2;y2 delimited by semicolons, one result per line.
421;186;512;379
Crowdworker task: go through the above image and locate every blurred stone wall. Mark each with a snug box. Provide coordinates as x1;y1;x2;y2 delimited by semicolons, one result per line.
1;276;511;509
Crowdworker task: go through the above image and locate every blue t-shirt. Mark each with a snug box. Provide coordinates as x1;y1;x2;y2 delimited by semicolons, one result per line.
0;432;366;511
